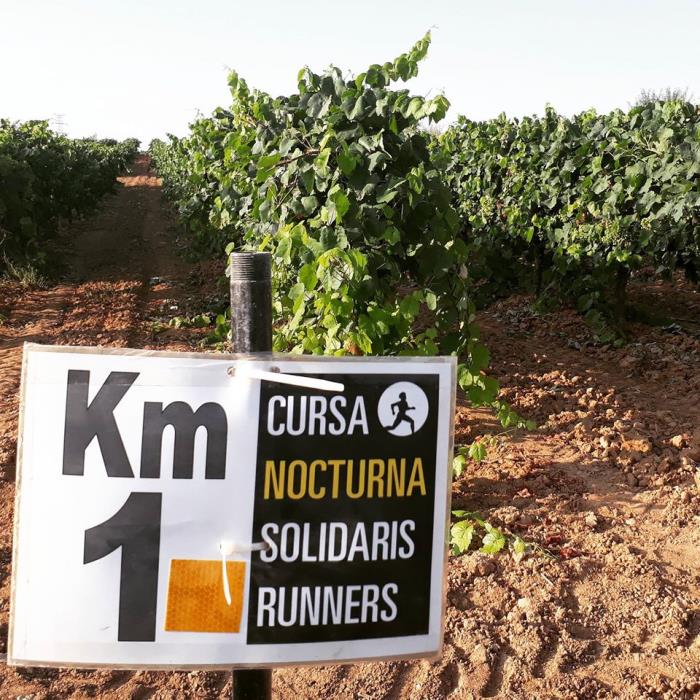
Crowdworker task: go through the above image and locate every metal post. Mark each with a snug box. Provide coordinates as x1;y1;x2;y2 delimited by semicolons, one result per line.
230;251;273;700
230;252;273;355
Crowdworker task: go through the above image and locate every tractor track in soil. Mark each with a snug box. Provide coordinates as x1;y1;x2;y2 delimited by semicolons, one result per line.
0;157;698;699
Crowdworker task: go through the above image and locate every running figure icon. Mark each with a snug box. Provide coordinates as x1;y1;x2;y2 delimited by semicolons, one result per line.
386;392;416;434
377;381;429;437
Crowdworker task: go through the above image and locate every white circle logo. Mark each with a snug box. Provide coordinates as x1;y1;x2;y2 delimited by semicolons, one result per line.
377;382;429;436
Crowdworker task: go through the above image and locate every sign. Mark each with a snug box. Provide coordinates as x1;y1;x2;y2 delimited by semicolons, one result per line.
10;344;455;668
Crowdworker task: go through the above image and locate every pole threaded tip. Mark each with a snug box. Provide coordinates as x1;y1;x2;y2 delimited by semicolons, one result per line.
230;252;272;282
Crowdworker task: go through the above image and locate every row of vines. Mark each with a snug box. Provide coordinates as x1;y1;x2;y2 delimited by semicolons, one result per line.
0;119;139;272
439;101;700;329
149;33;700;410
149;34;510;420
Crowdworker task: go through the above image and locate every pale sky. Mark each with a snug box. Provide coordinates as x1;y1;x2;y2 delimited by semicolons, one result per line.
1;0;698;146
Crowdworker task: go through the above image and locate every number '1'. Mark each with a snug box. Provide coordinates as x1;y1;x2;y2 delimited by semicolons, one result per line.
84;492;162;642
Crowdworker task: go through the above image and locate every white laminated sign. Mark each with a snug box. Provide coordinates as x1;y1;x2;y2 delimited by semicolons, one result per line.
10;344;456;668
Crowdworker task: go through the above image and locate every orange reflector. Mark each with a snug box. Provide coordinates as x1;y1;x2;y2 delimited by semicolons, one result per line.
165;559;246;633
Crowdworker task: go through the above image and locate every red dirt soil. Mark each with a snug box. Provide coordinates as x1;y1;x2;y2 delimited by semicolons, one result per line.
0;156;698;699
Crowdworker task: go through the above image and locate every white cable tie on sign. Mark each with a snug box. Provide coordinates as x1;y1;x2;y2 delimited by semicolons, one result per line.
219;540;235;606
228;365;344;392
219;539;269;606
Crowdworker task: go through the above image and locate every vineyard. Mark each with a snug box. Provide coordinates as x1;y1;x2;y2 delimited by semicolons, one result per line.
0;120;139;274
439;102;700;332
0;32;699;700
149;33;700;378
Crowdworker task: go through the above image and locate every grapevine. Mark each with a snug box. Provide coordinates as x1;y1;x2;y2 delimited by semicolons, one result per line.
151;34;500;406
0;120;139;272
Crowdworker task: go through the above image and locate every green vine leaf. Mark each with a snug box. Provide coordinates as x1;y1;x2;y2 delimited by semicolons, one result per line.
480;523;507;554
450;521;474;555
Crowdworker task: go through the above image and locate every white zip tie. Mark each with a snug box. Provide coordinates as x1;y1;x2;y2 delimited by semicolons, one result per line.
228;365;344;392
219;539;269;606
219;540;235;606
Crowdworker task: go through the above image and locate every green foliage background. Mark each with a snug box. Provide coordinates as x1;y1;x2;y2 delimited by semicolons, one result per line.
0;121;139;271
151;33;499;405
439;101;700;320
151;34;700;410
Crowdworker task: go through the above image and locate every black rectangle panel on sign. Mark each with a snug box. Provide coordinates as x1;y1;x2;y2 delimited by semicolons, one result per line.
246;372;440;644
